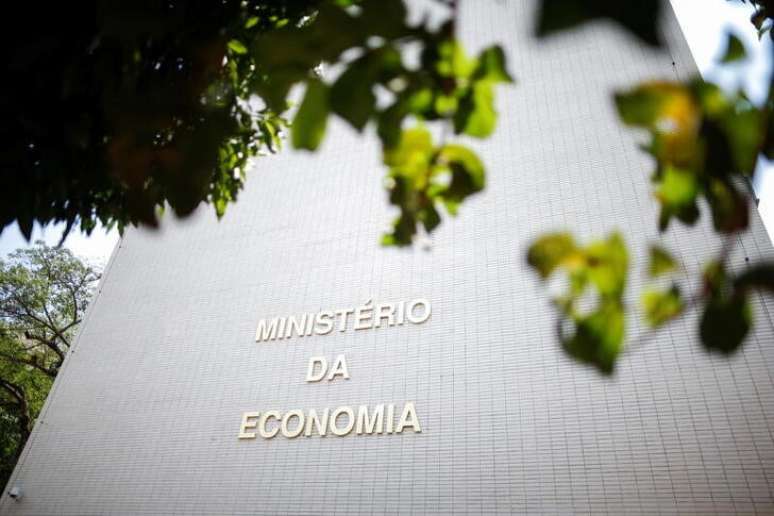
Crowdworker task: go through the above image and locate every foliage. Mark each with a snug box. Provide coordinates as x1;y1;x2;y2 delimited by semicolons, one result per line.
528;232;628;374
0;0;510;247
0;244;99;487
738;0;774;39
259;0;512;244
615;79;766;233
1;2;318;239
528;0;774;373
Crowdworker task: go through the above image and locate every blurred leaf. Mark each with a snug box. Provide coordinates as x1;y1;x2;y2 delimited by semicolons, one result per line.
648;246;676;277
330;50;397;132
292;80;330;151
735;263;774;293
435;40;476;79
377;103;407;150
720;32;747;63
706;179;749;233
642;285;683;327
473;46;514;83
227;39;248;55
529;232;629;374
419;203;441;232
381;127;436;247
381;128;486;246
615;84;669;126
359;0;408;39
700;296;751;354
536;0;662;47
718;106;764;174
616;78;765;236
586;233;628;297
527;233;578;279
384;126;434;181
455;80;497;137
17;214;33;241
655;165;700;231
438;144;486;204
562;301;625;375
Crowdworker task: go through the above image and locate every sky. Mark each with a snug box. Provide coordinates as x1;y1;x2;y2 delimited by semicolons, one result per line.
1;0;772;266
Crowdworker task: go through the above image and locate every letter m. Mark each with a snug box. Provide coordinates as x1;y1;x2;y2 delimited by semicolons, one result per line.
356;404;384;435
255;317;281;342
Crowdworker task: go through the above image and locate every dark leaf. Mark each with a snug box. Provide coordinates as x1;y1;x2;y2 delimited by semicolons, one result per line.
700;296;751;354
227;39;248;55
705;179;749;233
720;32;747;63
454;80;496;138
331;65;376;130
735;263;774;294
536;0;662;47
562;301;625;375
473;45;514;83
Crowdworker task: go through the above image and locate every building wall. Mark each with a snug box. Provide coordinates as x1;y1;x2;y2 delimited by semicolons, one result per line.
3;1;774;514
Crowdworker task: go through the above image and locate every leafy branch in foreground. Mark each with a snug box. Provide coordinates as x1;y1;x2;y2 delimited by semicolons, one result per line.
272;0;512;244
528;6;773;374
528;232;627;374
2;2;318;239
2;0;511;248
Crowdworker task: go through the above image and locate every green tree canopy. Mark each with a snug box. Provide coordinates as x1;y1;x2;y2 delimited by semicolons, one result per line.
0;244;99;486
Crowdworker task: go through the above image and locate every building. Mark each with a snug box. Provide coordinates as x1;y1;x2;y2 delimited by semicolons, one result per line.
3;1;774;514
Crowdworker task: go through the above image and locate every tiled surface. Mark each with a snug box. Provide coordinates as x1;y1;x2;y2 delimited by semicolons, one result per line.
3;1;774;514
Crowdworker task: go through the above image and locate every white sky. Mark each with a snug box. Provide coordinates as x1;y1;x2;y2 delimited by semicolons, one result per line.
1;0;772;265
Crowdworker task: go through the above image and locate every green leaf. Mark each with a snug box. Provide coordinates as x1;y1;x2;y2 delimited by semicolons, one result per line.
719;106;763;174
474;46;514;83
438;144;485;191
527;233;578;279
648;245;676;277
381;212;416;247
615;88;662;126
586;233;628;297
330;48;399;132
419;204;441;232
227;39;248;55
720;33;746;63
656;165;700;230
245;17;259;29
562;301;625;375
700;296;751;354
455;80;496;138
436;40;476;79
359;0;408;39
292;80;330;151
642;285;683;327
330;65;376;131
383;126;434;181
377;103;407;150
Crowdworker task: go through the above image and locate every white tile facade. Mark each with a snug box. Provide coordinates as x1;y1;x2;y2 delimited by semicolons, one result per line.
3;1;774;514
